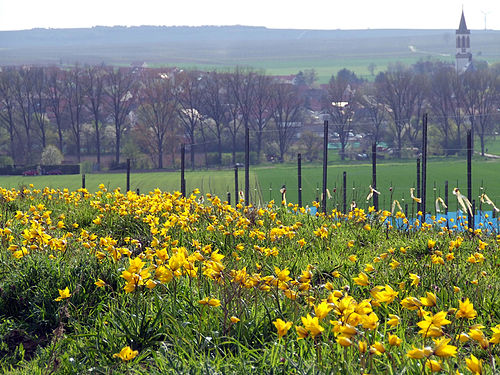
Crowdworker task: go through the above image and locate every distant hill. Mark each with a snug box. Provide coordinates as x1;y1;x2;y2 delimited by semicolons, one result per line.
1;26;499;82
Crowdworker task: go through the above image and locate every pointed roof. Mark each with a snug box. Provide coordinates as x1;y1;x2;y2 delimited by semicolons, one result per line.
456;11;470;34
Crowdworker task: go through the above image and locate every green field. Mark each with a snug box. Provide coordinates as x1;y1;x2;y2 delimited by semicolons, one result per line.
2;157;499;214
476;136;500;156
1;174;499;373
0;170;261;204
2;27;500;84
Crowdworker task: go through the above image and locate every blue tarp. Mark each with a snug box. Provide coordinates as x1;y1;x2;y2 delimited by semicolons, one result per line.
304;207;499;232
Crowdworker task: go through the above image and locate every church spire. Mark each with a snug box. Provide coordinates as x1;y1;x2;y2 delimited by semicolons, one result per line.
456;10;470;35
455;10;472;73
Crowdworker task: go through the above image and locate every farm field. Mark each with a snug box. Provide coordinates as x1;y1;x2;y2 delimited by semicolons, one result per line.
2;157;500;214
0;184;498;373
2;27;500;83
0;169;261;203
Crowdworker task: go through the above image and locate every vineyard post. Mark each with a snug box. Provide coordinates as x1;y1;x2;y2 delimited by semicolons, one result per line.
181;144;186;197
322;120;328;214
343;171;347;214
422;113;428;217
245;126;249;207
472;199;476;230
433;181;437;216
416;158;421;213
372;143;378;211
467;130;473;229
234;165;239;205
444;181;449;213
445;180;449;229
298;153;302;208
126;158;130;192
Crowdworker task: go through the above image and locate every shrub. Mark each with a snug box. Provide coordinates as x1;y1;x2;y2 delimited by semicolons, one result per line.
41;145;63;165
0;156;14;167
80;160;94;174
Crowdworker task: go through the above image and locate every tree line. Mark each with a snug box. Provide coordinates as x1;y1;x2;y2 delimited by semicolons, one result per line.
0;61;499;170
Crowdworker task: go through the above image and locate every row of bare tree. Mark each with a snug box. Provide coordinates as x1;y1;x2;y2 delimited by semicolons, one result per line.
326;61;500;160
0;65;304;167
0;61;499;169
0;65;137;167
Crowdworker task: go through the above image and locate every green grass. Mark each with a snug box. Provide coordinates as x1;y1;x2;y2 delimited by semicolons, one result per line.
248;56;437;83
257;157;500;213
475;136;500;156
0;169;262;203
0;183;499;373
1;156;499;214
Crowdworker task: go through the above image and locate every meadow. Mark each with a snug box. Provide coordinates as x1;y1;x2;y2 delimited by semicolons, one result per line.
0;184;498;374
2;156;500;214
3;27;500;83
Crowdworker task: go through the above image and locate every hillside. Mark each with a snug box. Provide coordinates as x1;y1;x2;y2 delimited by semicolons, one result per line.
1;26;500;81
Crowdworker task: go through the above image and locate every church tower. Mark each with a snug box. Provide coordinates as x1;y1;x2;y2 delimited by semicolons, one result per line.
456;10;472;73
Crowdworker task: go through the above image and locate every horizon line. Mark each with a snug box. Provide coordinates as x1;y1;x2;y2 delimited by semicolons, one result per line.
1;24;499;32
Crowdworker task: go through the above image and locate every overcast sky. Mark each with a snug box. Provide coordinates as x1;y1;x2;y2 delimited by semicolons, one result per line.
0;0;499;31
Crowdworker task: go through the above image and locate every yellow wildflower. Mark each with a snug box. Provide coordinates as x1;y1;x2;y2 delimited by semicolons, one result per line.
95;279;106;288
113;346;138;361
409;273;420;287
353;272;369;286
314;301;333;320
370;341;386;355
433;337;457;358
199;297;221;307
388;333;401;346
420;292;437;307
55;287;71;301
358;340;367;353
465;354;483;374
425;359;442;373
273;318;292;338
387;314;400;327
337;336;352;347
301;314;324;338
490;324;500;344
456;298;477;319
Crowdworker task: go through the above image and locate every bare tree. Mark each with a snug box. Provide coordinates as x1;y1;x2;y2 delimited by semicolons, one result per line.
229;67;257;134
449;73;468;151
250;73;273;162
13;67;36;164
0;68;18;161
223;72;245;164
63;67;86;163
31;67;49;149
46;67;66;154
462;67;499;156
136;70;178;168
429;65;455;154
357;84;388;144
105;67;137;165
375;65;415;158
324;72;359;160
270;82;303;162
406;72;430;149
83;65;107;169
200;71;226;165
175;70;203;169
